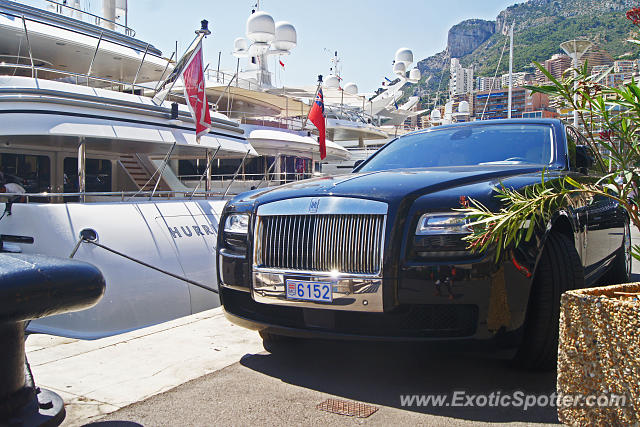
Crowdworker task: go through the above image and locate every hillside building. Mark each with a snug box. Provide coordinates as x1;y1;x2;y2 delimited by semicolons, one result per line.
474;87;527;120
476;76;501;92
449;58;474;97
501;72;533;88
591;64;613;76
582;48;614;73
614;60;635;74
604;73;627;87
535;54;572;83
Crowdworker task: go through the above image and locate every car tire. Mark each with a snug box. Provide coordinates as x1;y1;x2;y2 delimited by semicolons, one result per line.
513;232;584;371
599;219;631;285
259;330;297;353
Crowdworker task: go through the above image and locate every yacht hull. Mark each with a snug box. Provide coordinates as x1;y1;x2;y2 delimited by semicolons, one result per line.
0;199;226;339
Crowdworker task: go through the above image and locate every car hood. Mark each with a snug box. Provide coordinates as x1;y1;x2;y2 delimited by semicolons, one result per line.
238;165;551;205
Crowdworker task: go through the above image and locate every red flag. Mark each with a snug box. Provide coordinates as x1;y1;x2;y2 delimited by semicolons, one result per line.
182;42;211;140
308;88;326;160
279;59;285;68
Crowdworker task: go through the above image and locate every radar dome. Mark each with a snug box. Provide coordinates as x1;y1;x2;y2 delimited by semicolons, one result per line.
234;37;248;53
393;61;406;76
343;82;358;95
458;101;470;114
408;68;421;82
444;101;454;115
323;74;340;89
273;21;296;51
246;11;275;43
430;109;441;121
394;48;413;66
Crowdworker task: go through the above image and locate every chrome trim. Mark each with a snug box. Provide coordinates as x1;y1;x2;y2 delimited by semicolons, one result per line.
251;197;388;312
254;213;386;275
253;266;382;280
256;197;388;216
219;249;246;259
252;269;383;312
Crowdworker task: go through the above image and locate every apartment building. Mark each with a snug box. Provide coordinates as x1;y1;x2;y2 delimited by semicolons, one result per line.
476;76;501;92
474;87;527;120
449;58;474;97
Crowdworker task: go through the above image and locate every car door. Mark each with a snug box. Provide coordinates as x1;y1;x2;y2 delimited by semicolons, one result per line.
565;126;588;266
570;128;624;279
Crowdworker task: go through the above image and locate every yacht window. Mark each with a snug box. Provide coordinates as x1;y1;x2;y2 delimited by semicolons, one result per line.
179;156;278;182
63;158;112;193
281;156;312;182
0;153;50;193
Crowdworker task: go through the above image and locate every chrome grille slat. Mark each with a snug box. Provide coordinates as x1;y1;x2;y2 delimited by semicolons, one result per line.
257;214;384;275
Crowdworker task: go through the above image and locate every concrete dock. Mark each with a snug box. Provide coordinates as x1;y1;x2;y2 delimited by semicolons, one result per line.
25;229;640;426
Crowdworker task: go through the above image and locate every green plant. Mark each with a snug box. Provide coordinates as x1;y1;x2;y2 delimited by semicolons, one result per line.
461;11;640;262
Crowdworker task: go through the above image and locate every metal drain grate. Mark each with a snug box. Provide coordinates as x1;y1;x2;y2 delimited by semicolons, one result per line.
316;398;379;418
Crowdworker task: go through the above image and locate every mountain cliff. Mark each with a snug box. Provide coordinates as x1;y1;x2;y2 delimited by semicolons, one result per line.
410;0;640;106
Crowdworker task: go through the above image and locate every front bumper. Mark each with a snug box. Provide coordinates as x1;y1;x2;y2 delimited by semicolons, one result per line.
220;286;479;340
252;268;384;312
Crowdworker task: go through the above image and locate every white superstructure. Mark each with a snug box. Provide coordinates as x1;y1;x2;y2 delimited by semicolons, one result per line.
0;0;261;339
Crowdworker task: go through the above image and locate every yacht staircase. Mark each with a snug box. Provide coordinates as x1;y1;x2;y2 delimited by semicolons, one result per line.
119;155;170;192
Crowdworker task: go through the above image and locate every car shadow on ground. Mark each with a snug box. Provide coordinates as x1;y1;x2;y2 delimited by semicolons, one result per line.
240;338;559;424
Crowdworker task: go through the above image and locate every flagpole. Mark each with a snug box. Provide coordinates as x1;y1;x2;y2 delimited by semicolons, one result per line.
302;75;322;130
153;20;211;106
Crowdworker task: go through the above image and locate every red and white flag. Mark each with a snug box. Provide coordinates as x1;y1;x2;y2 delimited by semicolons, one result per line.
307;88;326;160
182;42;211;140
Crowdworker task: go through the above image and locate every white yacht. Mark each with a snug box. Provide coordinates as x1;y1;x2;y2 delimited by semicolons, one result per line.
162;7;351;196
0;0;258;339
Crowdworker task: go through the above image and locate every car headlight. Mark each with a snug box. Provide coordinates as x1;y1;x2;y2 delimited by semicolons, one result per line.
416;213;471;235
224;214;249;234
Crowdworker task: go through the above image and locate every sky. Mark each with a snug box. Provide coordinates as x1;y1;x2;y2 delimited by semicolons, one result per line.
29;0;521;92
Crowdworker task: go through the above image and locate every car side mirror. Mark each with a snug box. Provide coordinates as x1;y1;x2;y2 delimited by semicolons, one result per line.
575;145;594;174
353;160;364;171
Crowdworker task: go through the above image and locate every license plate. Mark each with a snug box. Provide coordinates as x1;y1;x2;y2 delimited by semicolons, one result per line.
286;279;333;302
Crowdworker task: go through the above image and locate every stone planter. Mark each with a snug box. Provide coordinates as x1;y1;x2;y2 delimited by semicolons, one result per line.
557;283;640;425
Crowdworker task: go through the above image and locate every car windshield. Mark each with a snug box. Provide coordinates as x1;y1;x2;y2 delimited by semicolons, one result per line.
358;123;554;172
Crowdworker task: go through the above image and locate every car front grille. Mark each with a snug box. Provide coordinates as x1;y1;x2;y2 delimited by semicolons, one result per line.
255;214;385;275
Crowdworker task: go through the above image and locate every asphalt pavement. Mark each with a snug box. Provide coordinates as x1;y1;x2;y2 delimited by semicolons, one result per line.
83;229;640;426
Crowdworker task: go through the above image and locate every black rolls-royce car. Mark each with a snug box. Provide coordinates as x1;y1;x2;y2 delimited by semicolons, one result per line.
217;119;631;370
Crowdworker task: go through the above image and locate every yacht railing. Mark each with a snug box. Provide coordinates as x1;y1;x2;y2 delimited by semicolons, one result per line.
0;63;159;93
177;172;313;182
205;70;261;92
44;0;135;37
1;189;237;203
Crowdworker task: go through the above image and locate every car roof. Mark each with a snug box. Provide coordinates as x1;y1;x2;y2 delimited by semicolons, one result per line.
402;118;565;138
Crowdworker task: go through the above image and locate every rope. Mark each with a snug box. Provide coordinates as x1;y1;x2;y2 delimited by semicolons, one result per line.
69;237;219;294
481;35;509;120
432;53;450;109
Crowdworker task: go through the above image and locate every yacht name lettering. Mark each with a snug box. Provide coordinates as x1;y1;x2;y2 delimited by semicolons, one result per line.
168;224;216;239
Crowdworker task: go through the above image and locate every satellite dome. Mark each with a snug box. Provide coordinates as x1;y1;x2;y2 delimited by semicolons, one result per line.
408;68;421;82
393;61;406;76
343;82;358;95
430;109;441;121
273;21;297;51
323;74;340;89
394;48;413;66
246;11;275;43
444;101;454;115
234;37;248;52
458;101;470;114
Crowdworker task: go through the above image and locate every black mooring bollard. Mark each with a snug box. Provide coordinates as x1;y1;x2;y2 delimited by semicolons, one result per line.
0;254;105;427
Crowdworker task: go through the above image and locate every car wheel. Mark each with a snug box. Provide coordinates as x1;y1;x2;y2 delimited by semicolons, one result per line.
513;232;584;371
599;219;631;285
259;330;297;353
